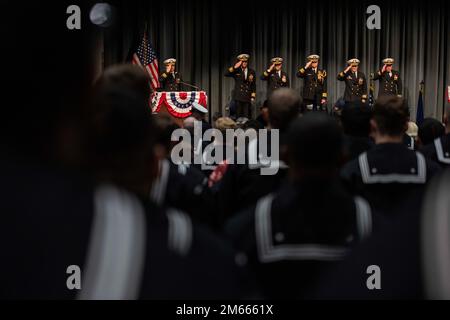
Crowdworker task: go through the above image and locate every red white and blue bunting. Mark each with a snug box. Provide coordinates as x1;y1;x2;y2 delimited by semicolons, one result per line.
151;91;208;118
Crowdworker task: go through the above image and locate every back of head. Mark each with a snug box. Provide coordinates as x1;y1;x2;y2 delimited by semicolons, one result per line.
372;96;410;136
153;113;180;154
89;65;156;193
286;113;343;174
90;65;153;152
418;118;445;145
267;88;301;132
215;117;237;133
341;104;373;137
95;64;151;101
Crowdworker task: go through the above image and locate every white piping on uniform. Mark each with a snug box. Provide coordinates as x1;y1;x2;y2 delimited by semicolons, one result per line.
78;185;146;300
167;208;193;257
255;194;350;263
354;196;372;240
434;138;450;164
150;159;170;205
358;151;426;184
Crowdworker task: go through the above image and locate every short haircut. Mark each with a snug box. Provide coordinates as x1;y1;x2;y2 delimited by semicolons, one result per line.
286;113;343;170
372;96;410;136
418;118;445;145
153;113;180;151
341;104;373;137
95;64;151;101
267;88;301;132
89;65;156;182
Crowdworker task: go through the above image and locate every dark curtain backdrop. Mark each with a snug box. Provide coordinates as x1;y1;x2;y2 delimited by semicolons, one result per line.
103;0;450;122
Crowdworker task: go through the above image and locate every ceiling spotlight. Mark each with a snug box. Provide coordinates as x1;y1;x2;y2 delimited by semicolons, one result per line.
89;3;116;27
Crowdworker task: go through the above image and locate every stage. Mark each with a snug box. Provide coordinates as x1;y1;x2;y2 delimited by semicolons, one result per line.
99;0;450;123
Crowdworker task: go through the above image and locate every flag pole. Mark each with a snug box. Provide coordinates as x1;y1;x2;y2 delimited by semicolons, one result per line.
416;80;425;125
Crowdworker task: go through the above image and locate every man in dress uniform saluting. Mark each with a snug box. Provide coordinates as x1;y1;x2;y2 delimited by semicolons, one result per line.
296;54;327;112
261;57;289;98
159;58;182;92
337;58;368;105
225;54;256;119
373;58;403;98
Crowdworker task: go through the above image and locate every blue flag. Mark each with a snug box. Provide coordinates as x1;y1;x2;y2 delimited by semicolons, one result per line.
416;81;424;126
369;73;375;108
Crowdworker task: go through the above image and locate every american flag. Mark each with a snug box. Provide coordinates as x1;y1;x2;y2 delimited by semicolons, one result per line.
132;30;160;90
